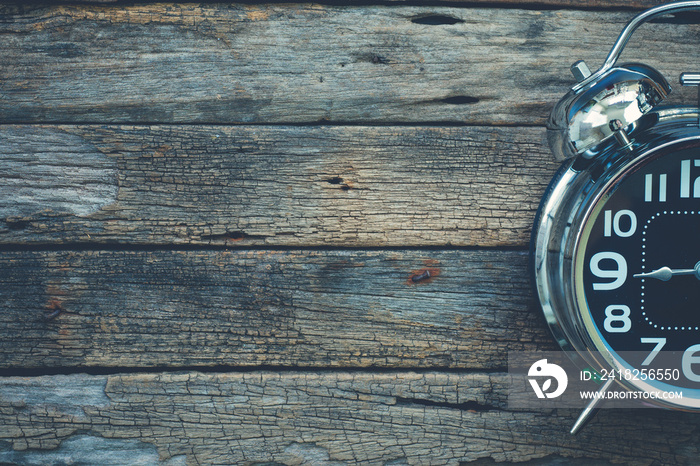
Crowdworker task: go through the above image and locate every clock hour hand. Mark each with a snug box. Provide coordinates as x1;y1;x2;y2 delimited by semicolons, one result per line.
633;261;700;281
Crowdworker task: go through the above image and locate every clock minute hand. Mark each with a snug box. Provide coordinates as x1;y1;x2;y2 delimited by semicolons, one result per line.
633;261;700;281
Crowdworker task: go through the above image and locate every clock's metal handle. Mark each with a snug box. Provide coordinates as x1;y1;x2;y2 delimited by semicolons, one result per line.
573;1;700;92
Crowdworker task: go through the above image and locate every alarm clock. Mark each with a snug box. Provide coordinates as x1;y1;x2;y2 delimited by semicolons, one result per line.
531;1;700;433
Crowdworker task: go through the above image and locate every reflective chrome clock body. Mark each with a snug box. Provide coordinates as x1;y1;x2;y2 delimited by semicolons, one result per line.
532;2;700;430
533;107;700;410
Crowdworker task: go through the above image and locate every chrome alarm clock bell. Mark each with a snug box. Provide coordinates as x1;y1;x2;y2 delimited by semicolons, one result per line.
532;1;700;433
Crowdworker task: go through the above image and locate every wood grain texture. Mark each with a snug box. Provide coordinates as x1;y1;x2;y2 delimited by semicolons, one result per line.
1;4;699;125
29;0;672;7
2;371;700;464
0;125;557;247
0;127;119;219
0;249;555;370
3;1;693;462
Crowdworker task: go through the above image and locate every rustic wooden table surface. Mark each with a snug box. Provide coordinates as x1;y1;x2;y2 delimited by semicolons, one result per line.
2;0;700;464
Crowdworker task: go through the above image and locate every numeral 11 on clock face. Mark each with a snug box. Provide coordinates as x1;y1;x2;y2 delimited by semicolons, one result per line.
644;159;700;202
645;173;667;202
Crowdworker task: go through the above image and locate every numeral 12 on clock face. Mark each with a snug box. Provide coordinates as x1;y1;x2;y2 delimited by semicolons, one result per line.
645;159;700;202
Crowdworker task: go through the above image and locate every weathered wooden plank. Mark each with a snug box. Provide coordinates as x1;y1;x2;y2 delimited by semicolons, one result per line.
0;125;557;247
34;0;671;8
2;371;699;464
0;249;555;369
400;0;661;5
1;5;698;124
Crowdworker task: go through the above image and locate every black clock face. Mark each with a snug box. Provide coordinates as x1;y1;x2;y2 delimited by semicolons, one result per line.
578;141;700;390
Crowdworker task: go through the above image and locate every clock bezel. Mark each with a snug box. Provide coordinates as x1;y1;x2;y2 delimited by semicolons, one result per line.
571;135;700;408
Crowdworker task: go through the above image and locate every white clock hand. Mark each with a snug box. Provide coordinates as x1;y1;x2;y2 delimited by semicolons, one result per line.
633;261;700;281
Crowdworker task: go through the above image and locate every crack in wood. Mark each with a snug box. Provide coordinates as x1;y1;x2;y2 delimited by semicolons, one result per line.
325;176;353;191
394;396;498;412
440;96;480;105
200;231;268;243
410;14;465;26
